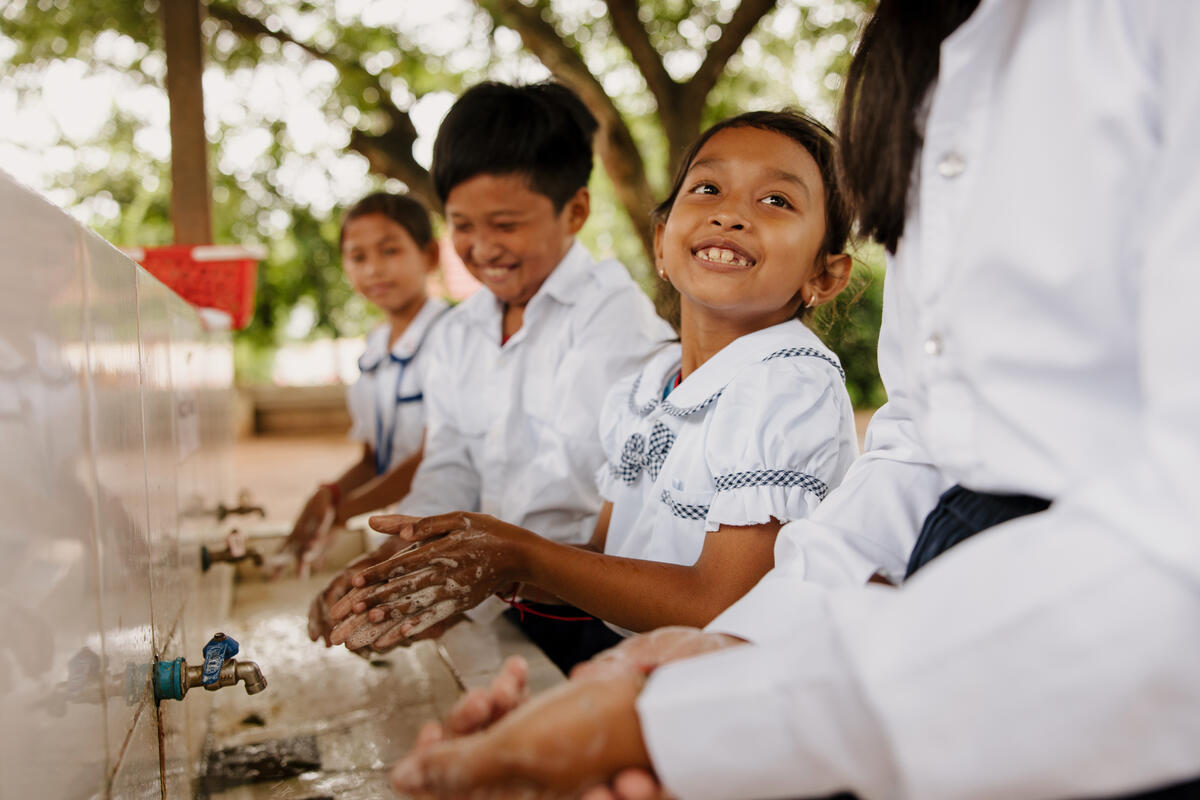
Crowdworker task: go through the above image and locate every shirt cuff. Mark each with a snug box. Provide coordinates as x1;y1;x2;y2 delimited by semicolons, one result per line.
705;558;829;643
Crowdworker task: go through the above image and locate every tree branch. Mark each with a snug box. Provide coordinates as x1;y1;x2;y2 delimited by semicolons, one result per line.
683;0;778;107
602;0;678;112
477;0;657;260
205;2;436;208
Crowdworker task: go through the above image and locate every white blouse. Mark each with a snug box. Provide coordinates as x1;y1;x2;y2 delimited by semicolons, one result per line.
346;297;449;474
596;320;857;572
397;241;675;545
638;1;1200;798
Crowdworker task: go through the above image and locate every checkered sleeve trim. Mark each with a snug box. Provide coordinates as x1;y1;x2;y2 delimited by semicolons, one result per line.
713;469;830;501
761;347;845;381
659;489;710;521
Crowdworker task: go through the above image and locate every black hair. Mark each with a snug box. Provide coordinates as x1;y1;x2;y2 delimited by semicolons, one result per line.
339;191;435;250
431;81;599;211
838;0;981;253
653;110;853;321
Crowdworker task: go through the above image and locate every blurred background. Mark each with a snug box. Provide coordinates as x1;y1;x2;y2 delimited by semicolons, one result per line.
0;0;884;456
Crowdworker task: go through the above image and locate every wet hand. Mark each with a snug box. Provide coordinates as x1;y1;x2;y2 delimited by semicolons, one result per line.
330;513;524;624
305;535;417;646
391;667;651;799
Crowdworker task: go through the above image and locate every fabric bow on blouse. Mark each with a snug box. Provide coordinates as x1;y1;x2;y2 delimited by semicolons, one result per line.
614;421;676;485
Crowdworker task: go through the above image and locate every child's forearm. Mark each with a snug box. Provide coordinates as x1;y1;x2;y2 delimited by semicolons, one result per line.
511;534;739;632
337;446;422;522
325;445;377;504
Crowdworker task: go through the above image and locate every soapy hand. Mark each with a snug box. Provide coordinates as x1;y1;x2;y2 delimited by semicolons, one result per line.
324;512;524;652
305;527;418;647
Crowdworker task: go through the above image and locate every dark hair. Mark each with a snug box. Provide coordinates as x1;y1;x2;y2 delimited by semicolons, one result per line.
838;0;981;253
340;191;434;250
431;81;599;210
653;110;853;321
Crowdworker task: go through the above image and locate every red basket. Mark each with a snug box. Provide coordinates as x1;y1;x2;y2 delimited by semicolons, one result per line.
123;244;264;330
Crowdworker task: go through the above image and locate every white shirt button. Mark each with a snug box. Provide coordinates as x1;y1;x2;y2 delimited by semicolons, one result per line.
937;151;966;178
924;333;943;356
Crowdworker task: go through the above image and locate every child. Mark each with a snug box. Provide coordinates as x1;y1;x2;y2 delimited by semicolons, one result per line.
275;192;446;576
390;2;1200;798
307;82;674;657
331;110;858;652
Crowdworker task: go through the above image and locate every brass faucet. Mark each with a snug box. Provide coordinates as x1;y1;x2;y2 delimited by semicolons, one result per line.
154;632;267;702
201;528;263;571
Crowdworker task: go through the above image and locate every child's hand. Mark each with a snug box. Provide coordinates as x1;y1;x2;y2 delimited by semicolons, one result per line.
273;486;337;579
327;608;465;652
390;662;651;799
305;535;420;646
328;512;525;629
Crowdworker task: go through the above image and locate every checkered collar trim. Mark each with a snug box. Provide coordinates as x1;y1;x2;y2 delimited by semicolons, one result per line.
626;320;843;419
358;297;450;372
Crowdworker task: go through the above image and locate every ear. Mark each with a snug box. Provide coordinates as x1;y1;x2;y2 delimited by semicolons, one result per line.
653;221;667;275
806;253;852;306
563;187;591;234
422;240;441;273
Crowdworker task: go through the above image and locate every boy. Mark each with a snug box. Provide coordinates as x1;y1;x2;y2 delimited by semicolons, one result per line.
310;82;674;671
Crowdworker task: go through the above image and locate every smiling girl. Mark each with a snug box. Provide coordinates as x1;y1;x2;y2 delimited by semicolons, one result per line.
331;111;859;651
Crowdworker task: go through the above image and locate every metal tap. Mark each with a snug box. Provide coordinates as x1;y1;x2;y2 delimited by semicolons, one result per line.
153;632;268;702
183;490;267;522
201;528;263;571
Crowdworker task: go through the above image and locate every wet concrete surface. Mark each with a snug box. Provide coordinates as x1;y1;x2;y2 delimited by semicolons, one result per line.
199;572;562;799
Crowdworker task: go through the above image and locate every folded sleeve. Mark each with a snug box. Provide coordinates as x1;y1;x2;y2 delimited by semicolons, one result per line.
703;357;855;532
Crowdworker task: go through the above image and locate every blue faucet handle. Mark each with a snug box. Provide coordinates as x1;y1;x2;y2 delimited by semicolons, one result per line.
201;633;240;686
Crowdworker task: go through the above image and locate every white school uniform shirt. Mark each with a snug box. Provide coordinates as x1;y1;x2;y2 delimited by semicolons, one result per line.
397;241;674;545
595;320;856;578
638;2;1200;799
346;297;448;474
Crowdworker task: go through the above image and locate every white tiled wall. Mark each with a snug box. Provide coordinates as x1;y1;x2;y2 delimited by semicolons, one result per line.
0;172;235;798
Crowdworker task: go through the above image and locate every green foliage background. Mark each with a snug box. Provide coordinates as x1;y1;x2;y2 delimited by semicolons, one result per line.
0;0;884;405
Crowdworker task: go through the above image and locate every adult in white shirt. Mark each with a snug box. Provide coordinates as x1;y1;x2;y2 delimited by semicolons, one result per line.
386;1;1200;798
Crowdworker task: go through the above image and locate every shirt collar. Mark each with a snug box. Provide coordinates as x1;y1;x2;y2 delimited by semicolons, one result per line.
628;320;842;418
358;297;450;372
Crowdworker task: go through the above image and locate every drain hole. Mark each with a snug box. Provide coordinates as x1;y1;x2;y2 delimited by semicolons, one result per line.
201;735;320;793
239;713;266;726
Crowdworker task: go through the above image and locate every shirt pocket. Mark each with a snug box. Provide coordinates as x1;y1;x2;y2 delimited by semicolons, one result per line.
658;486;715;524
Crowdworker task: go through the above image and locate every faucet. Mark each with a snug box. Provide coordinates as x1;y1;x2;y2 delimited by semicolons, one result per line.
183;490;267;522
201;528;263;572
217;489;267;521
153;632;268;702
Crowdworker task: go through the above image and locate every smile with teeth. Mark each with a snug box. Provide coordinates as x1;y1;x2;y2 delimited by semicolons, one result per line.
695;246;753;267
478;264;517;281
